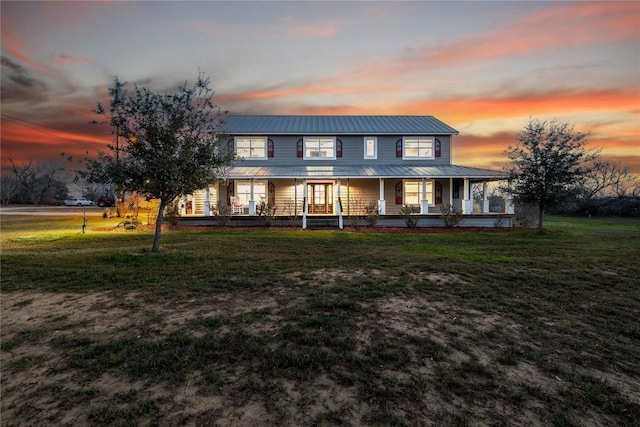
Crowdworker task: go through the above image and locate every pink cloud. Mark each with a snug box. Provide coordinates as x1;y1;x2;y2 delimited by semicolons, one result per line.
0;27;48;72
189;22;226;37
289;22;337;38
394;2;639;72
48;54;94;65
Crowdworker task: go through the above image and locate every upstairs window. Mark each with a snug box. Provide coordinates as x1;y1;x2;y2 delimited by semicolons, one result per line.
236;137;267;159
403;137;434;160
364;137;377;159
304;137;336;160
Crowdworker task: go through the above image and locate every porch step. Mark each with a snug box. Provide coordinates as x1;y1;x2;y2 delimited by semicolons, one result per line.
305;217;340;229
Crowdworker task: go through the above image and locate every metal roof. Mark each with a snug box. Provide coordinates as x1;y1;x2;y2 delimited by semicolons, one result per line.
222;115;458;135
226;165;506;179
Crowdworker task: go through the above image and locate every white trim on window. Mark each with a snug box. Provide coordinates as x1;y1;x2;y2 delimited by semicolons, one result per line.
403;179;433;207
235;180;268;205
402;137;434;160
235;137;267;160
304;137;336;160
364;136;377;159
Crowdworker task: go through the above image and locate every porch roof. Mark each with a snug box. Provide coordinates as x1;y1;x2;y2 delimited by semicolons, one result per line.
226;165;507;180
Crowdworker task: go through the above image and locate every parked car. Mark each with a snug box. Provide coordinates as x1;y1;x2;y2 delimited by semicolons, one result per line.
63;197;94;206
97;195;116;207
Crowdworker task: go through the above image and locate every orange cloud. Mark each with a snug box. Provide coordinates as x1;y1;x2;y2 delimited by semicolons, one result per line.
392;89;640;123
1;119;111;169
265;87;639;123
453;131;640;173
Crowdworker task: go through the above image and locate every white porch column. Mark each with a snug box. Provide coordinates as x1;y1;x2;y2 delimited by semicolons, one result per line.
336;178;343;229
302;179;308;229
204;185;211;216
294;178;298;216
449;178;453;208
463;178;472;214
421;177;429;214
482;182;489;213
346;179;350;217
378;178;386;215
249;179;255;216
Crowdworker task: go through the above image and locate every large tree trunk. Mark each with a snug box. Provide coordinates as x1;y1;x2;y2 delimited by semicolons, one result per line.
537;202;544;233
151;200;167;252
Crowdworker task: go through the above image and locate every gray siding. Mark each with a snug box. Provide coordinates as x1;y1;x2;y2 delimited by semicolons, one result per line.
229;134;452;167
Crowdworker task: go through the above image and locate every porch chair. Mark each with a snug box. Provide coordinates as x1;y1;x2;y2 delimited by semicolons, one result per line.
230;196;244;214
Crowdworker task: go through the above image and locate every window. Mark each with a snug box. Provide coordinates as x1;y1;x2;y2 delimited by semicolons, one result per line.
364;137;377;159
304;137;336;160
403;137;434;159
236;137;267;159
235;180;267;205
404;180;433;206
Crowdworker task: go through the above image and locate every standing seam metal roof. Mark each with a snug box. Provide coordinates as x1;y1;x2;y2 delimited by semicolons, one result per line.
226;165;506;179
222;115;459;135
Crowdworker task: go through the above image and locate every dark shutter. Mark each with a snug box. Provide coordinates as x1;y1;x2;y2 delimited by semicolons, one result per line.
396;139;403;157
268;182;275;205
297;139;303;158
435;138;441;158
267;139;274;158
228;139;234;154
395;181;403;204
435;181;442;205
336;139;342;158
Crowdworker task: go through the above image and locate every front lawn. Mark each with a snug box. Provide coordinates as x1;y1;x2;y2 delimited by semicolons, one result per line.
1;215;639;426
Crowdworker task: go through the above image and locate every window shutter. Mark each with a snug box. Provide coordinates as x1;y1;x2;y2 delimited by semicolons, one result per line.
395;181;403;204
268;182;275;205
268;139;274;158
435;138;441;158
228;139;234;154
336;139;343;158
297;139;303;158
435;181;443;205
396;139;403;157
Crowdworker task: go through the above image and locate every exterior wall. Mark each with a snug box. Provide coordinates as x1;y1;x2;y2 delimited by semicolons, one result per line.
340;179;379;216
228;134;452;167
272;179;304;216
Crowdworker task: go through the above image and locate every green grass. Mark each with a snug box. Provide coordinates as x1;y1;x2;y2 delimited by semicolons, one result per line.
1;214;639;426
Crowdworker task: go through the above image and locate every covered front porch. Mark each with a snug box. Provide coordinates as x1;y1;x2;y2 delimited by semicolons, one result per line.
178;165;514;228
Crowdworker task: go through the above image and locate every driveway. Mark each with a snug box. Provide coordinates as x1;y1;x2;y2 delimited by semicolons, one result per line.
0;206;106;216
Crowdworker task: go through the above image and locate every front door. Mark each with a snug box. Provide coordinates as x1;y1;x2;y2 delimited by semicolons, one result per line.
308;183;333;214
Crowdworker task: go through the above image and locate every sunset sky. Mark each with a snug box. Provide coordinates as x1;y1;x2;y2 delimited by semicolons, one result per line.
1;1;639;173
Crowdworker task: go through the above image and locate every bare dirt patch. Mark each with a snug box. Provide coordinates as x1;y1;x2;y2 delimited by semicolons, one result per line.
2;280;638;426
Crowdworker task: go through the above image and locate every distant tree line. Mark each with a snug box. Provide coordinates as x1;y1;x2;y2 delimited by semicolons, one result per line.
1;158;69;205
551;160;640;217
0;157;113;206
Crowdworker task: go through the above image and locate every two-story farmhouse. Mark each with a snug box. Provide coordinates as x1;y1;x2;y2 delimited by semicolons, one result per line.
178;115;513;228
